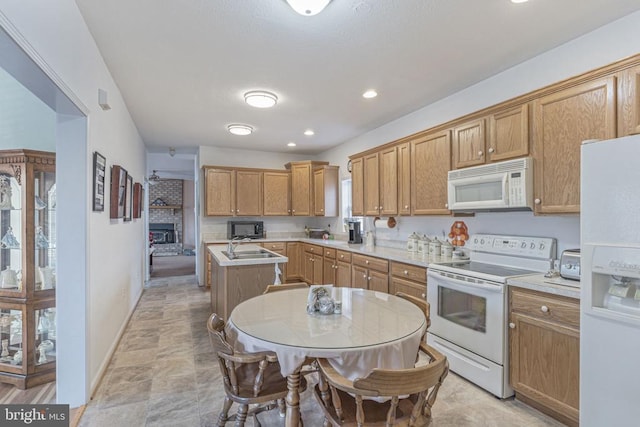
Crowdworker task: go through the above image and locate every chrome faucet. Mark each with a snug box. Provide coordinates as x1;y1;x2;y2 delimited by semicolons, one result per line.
227;237;251;256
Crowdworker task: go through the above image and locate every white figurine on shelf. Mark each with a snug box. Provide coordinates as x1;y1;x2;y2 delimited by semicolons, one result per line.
1;226;19;249
36;226;49;249
1;339;8;358
0;176;13;210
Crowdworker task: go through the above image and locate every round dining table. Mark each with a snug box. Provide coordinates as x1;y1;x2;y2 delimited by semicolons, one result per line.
226;287;427;427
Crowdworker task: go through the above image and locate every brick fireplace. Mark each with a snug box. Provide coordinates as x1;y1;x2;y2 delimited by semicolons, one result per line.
149;179;183;255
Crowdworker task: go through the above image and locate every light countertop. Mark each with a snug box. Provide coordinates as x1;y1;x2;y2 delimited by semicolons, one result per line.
207;244;288;267
507;274;581;299
205;237;451;268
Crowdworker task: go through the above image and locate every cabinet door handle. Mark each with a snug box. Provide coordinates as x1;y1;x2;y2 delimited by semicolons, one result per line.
540;305;549;313
363;274;367;278
340;255;344;259
509;322;515;329
368;276;372;280
488;147;495;153
365;260;369;264
292;209;296;213
534;198;541;205
404;270;409;275
421;293;426;298
478;150;483;157
379;206;383;210
445;203;449;208
404;205;409;209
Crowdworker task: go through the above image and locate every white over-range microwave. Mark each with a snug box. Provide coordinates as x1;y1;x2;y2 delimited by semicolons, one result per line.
447;157;533;212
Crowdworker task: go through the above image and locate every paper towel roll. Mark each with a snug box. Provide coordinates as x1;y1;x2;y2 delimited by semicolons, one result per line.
374;217;396;229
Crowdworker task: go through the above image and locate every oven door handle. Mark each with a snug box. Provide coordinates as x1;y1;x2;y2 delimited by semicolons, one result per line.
427;271;504;293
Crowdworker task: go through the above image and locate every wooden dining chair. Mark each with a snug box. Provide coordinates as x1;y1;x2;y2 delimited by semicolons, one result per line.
314;342;449;426
395;291;431;330
262;282;309;294
207;313;305;426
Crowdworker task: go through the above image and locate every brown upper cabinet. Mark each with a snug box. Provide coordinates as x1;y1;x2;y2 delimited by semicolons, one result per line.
618;64;640;137
286;161;329;216
410;130;451;215
358;146;399;216
488;104;530;162
452;118;486;169
397;142;411;215
313;165;339;216
453;105;529;169
204;167;262;216
532;76;616;214
350;157;364;216
263;171;290;216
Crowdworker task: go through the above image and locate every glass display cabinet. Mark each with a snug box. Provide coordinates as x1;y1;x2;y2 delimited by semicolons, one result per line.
0;149;56;389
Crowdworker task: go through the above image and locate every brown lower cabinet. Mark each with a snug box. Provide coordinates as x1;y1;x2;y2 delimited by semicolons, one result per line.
389;261;426;299
509;287;580;427
303;244;324;285
351;254;389;293
285;242;302;282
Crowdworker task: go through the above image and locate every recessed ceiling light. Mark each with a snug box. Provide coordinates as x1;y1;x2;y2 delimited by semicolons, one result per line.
362;90;378;99
227;124;254;136
286;0;332;16
511;0;528;3
304;129;315;136
244;91;278;108
287;142;297;147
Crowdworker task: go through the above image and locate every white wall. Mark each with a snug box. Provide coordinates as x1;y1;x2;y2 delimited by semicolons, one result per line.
0;0;147;405
317;11;640;256
0;68;56;150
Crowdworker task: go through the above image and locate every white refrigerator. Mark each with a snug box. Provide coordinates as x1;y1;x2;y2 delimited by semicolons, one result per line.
580;134;640;426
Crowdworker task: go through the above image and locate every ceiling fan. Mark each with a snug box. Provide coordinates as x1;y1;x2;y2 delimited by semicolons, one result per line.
147;170;161;185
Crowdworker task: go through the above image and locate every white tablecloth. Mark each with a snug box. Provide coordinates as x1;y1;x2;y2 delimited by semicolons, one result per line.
226;288;426;379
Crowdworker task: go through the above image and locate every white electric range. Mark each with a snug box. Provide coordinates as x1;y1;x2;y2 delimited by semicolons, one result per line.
427;234;556;398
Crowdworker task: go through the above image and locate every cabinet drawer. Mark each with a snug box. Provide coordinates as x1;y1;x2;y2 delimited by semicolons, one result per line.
510;288;580;329
264;241;286;251
390;277;426;299
390;262;426;284
352;254;388;273
304;244;322;254
323;248;336;259
336;250;352;263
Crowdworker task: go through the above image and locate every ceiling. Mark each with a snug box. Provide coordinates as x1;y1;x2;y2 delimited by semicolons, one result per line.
75;0;640;155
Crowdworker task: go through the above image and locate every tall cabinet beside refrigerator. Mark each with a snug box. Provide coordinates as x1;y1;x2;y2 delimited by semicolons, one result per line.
581;135;640;426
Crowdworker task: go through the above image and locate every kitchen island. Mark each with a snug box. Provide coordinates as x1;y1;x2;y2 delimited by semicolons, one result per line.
207;244;288;320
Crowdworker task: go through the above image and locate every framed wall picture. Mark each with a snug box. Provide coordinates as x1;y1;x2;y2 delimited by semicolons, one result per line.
93;151;106;212
124;174;133;222
133;182;142;219
110;165;127;219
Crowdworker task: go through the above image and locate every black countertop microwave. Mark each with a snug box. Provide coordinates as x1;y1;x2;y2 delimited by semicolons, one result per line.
227;221;264;239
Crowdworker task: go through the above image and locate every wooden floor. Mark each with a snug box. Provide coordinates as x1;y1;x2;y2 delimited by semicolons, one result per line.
0;381;56;404
0;381;83;426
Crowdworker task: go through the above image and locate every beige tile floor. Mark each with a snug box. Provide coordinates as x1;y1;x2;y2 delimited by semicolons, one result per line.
79;275;565;427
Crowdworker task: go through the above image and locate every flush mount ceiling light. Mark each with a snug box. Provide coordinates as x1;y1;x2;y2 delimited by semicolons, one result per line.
304;129;315;136
285;0;332;16
287;142;297;147
362;89;378;99
227;124;254;136
244;91;278;108
511;0;529;3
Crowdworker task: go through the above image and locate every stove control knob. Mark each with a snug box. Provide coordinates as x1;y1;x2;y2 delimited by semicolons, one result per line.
521;242;526;249
474;238;479;244
530;242;535;249
539;243;545;250
480;239;485;245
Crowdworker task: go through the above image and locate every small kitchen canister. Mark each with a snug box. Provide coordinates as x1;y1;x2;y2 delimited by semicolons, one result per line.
407;232;419;253
441;239;454;259
429;237;441;257
419;234;431;255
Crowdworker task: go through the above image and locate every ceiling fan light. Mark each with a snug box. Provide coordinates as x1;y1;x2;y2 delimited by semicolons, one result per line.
148;170;161;185
227;124;254;136
244;91;278;108
285;0;332;16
